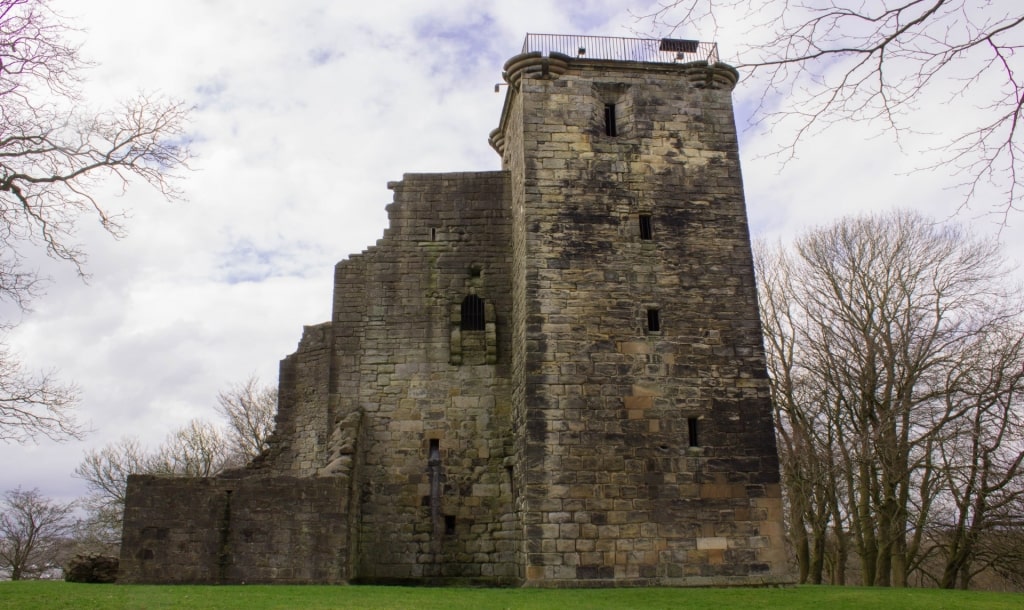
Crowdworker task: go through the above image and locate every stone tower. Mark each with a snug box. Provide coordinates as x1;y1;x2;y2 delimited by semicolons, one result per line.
493;35;787;585
119;34;791;587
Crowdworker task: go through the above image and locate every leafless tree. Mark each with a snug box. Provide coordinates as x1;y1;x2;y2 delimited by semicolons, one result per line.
756;209;1023;587
756;241;850;584
74;377;276;548
0;342;78;442
0;0;191;443
215;375;277;463
637;1;1024;217
72;437;147;552
928;325;1024;589
146;419;234;478
74;420;233;550
0;487;74;580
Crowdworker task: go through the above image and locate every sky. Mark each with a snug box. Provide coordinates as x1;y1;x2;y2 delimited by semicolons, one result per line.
2;0;1022;506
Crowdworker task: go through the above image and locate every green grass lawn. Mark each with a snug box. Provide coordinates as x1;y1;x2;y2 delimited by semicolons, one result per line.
1;582;1022;610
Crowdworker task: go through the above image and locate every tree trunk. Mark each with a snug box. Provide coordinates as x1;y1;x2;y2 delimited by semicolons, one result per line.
834;528;848;585
809;528;826;584
792;515;810;584
892;547;907;588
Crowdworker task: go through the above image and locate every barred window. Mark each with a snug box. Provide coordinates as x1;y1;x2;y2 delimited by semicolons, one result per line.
461;295;486;331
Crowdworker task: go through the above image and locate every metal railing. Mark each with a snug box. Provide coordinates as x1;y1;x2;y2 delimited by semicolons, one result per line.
522;34;719;65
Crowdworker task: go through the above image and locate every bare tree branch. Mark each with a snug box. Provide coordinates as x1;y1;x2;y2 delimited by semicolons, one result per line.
0;339;79;443
636;1;1024;217
215;375;277;463
0;0;191;443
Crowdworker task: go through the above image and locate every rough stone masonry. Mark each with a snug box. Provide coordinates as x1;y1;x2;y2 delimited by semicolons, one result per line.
119;34;793;587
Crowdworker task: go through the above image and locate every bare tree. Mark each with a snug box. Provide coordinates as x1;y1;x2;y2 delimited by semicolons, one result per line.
929;325;1024;589
637;1;1024;217
0;487;75;580
74;420;234;550
145;419;234;478
756;241;850;584
74;377;275;548
755;209;1023;587
215;376;277;463
0;0;191;442
72;437;147;552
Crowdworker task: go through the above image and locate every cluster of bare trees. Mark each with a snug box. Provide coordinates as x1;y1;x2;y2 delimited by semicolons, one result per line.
757;209;1024;589
0;379;276;577
71;377;277;553
0;376;275;576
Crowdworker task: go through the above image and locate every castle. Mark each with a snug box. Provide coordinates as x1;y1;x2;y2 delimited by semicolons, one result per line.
119;34;791;587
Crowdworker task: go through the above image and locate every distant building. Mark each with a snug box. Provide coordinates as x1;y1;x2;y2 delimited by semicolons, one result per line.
119;34;791;587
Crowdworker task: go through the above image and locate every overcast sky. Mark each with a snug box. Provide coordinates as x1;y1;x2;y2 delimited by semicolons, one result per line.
3;1;1021;504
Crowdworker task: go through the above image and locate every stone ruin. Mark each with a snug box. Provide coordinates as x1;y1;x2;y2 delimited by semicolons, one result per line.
65;554;119;583
119;34;792;587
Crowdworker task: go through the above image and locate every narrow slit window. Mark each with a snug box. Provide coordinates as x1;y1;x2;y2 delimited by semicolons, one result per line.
431;228;437;241
647;309;661;333
688;418;700;447
639;214;653;240
604;103;617;137
444;515;456;536
428;438;440;461
461;295;486;331
506;465;515;499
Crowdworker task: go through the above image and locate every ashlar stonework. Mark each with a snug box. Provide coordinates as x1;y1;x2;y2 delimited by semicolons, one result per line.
119;34;793;587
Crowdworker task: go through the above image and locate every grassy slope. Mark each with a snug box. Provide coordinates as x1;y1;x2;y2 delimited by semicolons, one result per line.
2;582;1023;610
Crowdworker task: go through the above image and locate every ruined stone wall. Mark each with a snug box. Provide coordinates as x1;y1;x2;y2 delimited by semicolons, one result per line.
119;475;348;583
341;172;519;584
260;322;334;474
496;57;789;586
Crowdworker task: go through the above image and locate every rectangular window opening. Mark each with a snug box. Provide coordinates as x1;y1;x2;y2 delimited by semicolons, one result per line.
639;214;653;240
444;515;456;536
428;438;440;461
604;103;617;137
688;418;700;447
647;309;661;333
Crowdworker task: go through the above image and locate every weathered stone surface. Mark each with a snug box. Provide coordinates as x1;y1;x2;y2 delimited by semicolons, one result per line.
119;36;792;588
